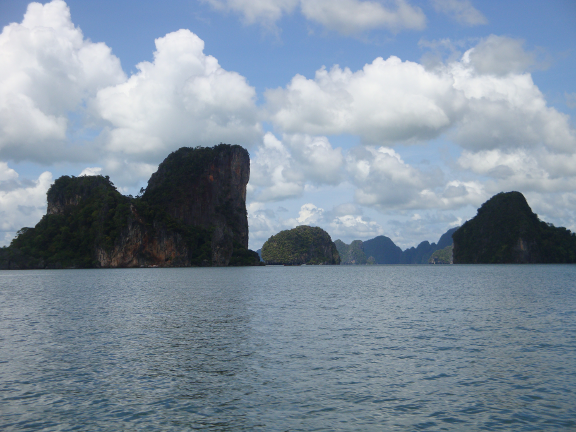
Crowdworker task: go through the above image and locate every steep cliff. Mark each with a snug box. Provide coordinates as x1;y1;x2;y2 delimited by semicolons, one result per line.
3;144;261;269
261;226;340;265
453;191;576;264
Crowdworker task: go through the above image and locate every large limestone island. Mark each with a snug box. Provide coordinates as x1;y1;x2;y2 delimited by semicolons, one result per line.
453;191;576;264
0;144;262;269
261;226;340;265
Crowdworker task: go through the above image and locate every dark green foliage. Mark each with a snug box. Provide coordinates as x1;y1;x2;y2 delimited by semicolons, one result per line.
453;191;576;263
261;226;340;265
229;243;264;266
10;175;131;268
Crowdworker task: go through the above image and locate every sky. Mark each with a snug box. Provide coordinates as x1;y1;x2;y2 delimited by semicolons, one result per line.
0;0;575;251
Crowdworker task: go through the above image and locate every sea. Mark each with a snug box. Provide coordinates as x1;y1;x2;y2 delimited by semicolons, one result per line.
0;265;575;431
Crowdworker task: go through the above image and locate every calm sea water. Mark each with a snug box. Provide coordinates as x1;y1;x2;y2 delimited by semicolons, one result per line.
0;265;575;431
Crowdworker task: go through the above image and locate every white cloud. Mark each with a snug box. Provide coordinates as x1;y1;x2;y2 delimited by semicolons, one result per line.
451;51;576;152
202;0;299;27
0;170;53;246
346;146;441;209
431;0;487;26
282;134;343;185
328;214;384;241
249;132;343;201
203;0;425;34
458;148;576;193
465;35;533;75
266;35;576;155
94;29;261;162
296;202;325;224
345;146;486;211
0;162;18;182
265;56;463;143
301;0;426;35
79;167;102;176
0;0;125;163
249;132;304;201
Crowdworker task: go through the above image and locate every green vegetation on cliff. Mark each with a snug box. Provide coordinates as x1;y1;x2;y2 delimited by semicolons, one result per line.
453;191;576;263
9;175;131;268
261;226;340;265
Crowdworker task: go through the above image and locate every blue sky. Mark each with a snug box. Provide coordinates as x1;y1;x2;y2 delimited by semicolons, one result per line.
0;0;575;250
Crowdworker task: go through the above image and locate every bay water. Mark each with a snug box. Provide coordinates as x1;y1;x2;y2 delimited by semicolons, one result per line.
0;265;575;431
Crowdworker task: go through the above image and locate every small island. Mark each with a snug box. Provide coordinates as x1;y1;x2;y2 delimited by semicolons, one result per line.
261;226;340;265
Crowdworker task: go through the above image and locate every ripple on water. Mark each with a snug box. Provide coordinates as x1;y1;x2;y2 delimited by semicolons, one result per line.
0;265;575;431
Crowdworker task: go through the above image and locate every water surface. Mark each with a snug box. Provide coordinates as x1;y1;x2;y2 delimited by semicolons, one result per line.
1;265;575;430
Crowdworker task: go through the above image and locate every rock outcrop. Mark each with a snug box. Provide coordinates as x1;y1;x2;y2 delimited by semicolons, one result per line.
2;144;261;269
453;191;576;264
261;226;340;265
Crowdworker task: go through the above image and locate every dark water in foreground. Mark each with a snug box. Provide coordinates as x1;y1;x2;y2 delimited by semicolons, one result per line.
0;265;575;431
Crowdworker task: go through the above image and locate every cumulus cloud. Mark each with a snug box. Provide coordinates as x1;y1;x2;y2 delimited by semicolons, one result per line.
458;148;576;194
0;168;52;246
266;35;576;155
249;132;343;201
94;29;261;162
431;0;487;26
265;56;463;143
300;0;426;34
249;133;304;201
346;146;442;209
344;146;487;211
0;0;125;163
452;46;576;152
328;214;384;240
465;35;534;75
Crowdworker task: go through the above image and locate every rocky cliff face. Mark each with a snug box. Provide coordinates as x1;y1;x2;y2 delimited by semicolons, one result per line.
144;145;249;250
140;145;250;266
3;145;260;269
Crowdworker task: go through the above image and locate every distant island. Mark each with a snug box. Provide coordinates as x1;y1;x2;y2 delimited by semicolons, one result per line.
0;144;261;269
261;226;340;265
453;191;576;263
335;228;458;265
